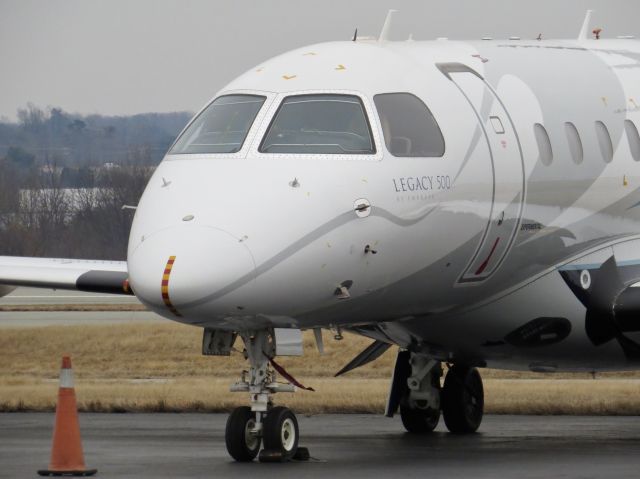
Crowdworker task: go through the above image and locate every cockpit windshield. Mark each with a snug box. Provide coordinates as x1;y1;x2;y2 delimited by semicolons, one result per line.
259;94;375;154
170;95;266;154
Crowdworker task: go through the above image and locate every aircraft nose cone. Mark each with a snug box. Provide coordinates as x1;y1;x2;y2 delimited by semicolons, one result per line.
128;225;255;315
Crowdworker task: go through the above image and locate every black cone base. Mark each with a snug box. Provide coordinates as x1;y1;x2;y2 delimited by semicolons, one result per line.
37;468;97;477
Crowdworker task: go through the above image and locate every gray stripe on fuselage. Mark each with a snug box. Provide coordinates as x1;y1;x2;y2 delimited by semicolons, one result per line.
370;205;437;227
177;206;438;309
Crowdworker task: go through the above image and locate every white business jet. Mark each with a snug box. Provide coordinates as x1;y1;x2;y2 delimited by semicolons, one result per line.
2;10;640;462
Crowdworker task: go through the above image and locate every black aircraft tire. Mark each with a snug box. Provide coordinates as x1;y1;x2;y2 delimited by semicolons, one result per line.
442;366;484;434
400;404;440;433
225;406;261;462
263;406;299;460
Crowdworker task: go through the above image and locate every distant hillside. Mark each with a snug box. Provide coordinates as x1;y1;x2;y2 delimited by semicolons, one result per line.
0;104;193;167
0;105;193;258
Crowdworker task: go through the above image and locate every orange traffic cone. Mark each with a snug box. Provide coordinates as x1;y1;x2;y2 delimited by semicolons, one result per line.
38;356;97;477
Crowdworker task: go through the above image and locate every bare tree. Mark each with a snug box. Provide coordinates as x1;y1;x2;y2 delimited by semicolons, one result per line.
68;164;152;259
15;161;70;256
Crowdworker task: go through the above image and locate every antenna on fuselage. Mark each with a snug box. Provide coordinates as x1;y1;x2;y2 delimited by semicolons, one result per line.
353;28;358;42
378;9;397;43
578;9;594;41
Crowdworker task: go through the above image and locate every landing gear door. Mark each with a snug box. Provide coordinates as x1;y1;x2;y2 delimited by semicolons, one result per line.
437;63;525;284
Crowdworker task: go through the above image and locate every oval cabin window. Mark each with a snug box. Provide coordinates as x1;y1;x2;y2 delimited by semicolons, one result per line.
625;120;640;162
595;121;613;163
564;122;583;164
534;123;553;166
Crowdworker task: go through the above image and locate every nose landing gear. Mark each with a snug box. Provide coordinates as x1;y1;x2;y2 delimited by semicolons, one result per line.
226;405;300;462
225;330;304;462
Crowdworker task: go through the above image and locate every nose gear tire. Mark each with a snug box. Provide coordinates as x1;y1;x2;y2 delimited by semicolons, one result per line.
225;406;261;461
262;406;299;461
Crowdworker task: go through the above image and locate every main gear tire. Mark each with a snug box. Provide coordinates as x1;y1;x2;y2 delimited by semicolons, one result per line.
400;404;440;433
441;366;484;434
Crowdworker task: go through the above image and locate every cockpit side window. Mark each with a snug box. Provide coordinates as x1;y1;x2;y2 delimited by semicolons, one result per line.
170;95;266;154
374;93;445;157
259;94;375;154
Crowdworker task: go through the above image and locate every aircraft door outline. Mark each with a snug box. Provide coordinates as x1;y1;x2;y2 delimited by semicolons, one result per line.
437;63;526;284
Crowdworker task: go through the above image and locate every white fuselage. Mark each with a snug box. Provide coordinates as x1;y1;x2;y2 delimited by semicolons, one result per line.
127;38;640;371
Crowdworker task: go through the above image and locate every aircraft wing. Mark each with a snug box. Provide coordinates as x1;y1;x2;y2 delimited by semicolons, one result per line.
0;256;132;295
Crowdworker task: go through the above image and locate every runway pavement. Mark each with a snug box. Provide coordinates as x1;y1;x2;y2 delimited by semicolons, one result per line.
1;413;639;478
0;287;141;306
0;311;162;328
0;287;162;327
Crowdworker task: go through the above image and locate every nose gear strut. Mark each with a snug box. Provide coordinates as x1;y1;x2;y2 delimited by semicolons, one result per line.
226;329;310;462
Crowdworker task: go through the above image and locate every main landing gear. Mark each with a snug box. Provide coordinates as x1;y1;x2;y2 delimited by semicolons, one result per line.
225;330;303;462
391;351;484;435
441;364;484;434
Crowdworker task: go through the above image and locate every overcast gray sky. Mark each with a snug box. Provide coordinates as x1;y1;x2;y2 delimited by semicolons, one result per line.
0;0;638;121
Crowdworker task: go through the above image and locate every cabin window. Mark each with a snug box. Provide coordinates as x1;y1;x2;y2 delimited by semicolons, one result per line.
564;122;583;164
170;95;266;154
259;94;375;154
625;120;640;161
534;123;553;166
595;121;614;163
373;93;445;157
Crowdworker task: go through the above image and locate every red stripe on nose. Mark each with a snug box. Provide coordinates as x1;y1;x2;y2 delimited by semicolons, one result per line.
160;256;181;317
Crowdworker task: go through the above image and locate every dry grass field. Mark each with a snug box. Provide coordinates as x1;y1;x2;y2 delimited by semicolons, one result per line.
1;321;640;414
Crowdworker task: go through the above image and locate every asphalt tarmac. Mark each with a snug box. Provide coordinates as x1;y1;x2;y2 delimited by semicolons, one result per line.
0;287;141;306
0;311;161;328
1;413;639;478
0;287;160;327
